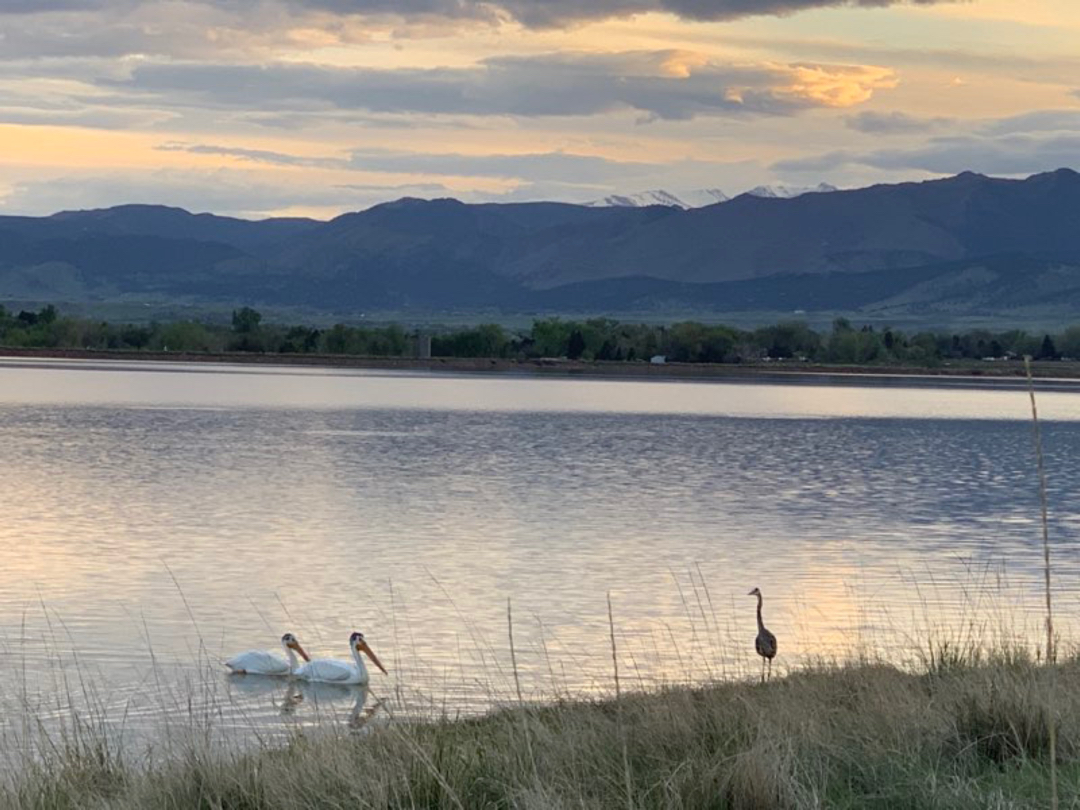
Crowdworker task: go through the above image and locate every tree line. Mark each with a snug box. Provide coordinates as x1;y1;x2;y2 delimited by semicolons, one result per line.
2;304;1078;366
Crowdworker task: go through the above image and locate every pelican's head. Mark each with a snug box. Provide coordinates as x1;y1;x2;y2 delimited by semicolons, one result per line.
748;587;762;597
350;631;388;675
281;632;311;662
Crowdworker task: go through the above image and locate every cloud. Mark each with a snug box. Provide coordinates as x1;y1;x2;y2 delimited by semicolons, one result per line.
156;141;666;183
156;141;348;168
0;106;152;128
0;167;388;218
845;110;953;134
0;0;963;27
773;133;1080;176
98;51;894;121
497;0;961;25
6;138;770;214
0;1;118;10
0;0;965;67
777;108;1080;177
335;181;450;193
979;109;1080;136
346;148;664;182
0;2;344;60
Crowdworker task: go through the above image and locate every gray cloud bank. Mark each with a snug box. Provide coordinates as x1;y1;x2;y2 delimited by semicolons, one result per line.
775;133;1080;176
0;0;960;26
845;110;953;134
158;141;667;183
97;52;885;121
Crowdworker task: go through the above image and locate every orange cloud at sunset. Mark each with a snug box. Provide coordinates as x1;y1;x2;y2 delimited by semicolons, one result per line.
0;0;1075;217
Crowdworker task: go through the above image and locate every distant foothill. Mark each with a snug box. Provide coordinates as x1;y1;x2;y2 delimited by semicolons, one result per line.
0;170;1078;320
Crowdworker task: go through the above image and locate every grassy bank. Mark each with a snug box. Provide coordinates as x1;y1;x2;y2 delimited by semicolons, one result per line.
5;655;1077;809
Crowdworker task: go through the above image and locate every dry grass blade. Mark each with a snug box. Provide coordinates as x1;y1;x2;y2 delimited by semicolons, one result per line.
1025;354;1058;810
609;592;634;810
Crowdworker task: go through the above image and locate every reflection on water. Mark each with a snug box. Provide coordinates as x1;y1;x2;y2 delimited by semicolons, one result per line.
226;678;379;731
0;358;1078;756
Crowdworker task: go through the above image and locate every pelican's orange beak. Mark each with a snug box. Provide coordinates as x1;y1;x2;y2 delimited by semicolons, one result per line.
356;640;388;675
289;641;311;662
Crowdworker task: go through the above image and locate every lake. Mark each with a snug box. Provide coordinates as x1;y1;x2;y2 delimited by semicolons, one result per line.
1;358;1078;757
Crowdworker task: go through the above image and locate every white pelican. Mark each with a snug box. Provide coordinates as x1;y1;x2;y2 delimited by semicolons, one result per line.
295;631;387;685
225;632;311;676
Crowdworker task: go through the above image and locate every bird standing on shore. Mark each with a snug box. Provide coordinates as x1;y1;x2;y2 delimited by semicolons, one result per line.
748;587;777;683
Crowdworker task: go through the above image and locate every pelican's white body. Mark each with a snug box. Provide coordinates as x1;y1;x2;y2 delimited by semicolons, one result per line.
226;650;292;675
226;638;306;676
296;643;371;685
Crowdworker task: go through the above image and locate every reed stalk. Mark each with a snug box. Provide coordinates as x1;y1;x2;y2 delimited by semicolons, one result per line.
1025;355;1057;810
608;592;634;810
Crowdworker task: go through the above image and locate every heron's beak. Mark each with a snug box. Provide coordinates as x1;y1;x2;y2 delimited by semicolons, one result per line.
357;641;388;675
290;642;311;662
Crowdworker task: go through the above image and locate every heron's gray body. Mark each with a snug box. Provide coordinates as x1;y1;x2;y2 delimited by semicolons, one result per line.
749;588;776;682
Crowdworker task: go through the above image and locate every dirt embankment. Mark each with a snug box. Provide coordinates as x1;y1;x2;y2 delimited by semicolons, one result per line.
2;345;1078;382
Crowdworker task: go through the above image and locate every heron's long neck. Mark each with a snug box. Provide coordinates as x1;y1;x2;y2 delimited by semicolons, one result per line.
351;644;369;678
756;594;765;632
285;645;299;673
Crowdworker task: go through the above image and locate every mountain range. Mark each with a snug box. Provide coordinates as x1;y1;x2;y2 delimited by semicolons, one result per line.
1;169;1078;320
586;183;837;209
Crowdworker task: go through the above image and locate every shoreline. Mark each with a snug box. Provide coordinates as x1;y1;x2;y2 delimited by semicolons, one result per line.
4;657;1072;807
3;344;1080;384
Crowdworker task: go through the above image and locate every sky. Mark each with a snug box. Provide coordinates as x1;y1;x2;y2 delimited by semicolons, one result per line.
0;0;1077;219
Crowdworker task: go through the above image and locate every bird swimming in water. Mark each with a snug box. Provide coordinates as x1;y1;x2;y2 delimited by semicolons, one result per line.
748;587;776;683
295;631;387;685
225;632;310;676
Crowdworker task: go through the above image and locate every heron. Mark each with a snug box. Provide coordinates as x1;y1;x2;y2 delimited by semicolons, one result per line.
748;587;776;683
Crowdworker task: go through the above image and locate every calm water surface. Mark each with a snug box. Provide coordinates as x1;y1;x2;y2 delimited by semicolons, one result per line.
1;358;1079;756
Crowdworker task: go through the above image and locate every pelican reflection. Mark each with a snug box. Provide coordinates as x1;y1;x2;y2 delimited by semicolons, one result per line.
282;680;380;728
225;672;379;726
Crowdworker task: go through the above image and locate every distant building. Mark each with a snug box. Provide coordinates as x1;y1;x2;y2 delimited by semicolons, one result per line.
650;355;667;365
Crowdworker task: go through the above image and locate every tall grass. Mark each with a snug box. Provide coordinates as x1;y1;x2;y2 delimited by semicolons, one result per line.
1;651;1077;809
0;554;1071;808
0;560;1074;809
1;558;1074;807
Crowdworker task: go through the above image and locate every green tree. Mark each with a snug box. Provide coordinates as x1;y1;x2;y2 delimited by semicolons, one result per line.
1038;334;1058;360
531;318;574;357
279;326;321;353
322;324;353;354
231;307;262;334
567;329;586;360
1058;325;1080;359
154;321;218;353
432;324;510;358
826;323;885;364
229;307;265;351
755;321;821;360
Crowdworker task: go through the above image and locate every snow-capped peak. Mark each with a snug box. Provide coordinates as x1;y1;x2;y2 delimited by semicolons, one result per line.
744;183;838;199
587;189;728;209
587;183;835;209
677;188;731;208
